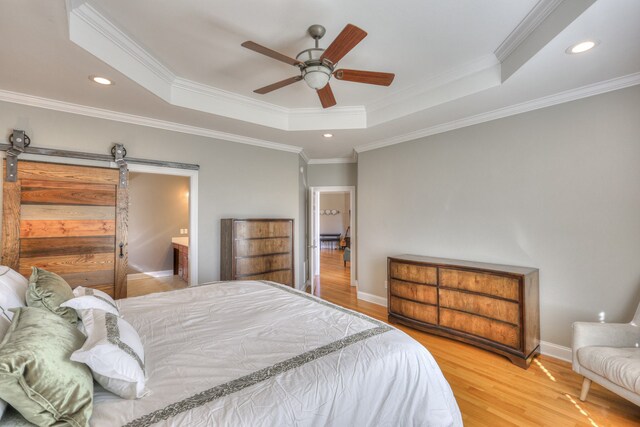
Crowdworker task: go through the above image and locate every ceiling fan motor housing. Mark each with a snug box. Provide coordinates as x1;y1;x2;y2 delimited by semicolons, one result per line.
296;48;333;90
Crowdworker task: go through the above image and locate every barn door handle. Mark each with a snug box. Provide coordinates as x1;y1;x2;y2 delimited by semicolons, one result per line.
119;242;124;258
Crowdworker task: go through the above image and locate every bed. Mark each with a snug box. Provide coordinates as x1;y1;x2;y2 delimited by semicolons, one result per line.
2;280;461;426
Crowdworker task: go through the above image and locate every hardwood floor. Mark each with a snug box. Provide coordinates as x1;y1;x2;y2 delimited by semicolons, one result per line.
126;274;188;297
312;249;640;427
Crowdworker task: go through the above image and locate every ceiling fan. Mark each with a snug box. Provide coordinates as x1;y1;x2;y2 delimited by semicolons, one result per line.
241;24;395;108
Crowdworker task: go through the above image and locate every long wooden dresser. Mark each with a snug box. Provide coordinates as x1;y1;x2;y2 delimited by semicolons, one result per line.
388;255;539;368
220;219;294;287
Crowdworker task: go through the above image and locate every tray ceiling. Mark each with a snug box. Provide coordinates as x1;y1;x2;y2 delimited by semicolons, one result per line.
0;0;638;159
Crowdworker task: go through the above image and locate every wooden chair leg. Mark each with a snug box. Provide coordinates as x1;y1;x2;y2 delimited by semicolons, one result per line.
580;377;592;401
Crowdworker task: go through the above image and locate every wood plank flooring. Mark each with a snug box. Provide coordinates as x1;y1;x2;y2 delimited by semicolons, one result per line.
312;248;640;427
126;274;188;298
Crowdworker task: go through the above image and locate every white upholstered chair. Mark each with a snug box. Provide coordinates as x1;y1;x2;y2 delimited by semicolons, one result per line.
572;303;640;405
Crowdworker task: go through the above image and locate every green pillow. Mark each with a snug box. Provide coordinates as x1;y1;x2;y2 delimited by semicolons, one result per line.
26;267;78;324
0;307;93;427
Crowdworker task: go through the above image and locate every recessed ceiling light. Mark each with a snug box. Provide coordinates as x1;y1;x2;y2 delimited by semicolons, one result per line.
323;133;333;138
90;76;113;85
566;40;598;54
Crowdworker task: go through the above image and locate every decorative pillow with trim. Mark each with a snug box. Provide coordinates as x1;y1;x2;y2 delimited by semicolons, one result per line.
61;286;120;316
0;307;93;427
71;309;147;399
26;267;78;325
0;266;28;321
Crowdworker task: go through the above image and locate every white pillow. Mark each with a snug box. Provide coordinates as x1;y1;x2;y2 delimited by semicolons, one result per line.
71;309;146;399
0;266;28;320
61;286;119;316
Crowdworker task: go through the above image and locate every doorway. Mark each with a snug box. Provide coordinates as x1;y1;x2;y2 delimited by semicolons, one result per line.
126;172;189;297
308;186;355;297
125;164;198;297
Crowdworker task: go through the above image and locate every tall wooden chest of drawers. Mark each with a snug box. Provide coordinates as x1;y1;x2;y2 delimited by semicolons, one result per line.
220;219;294;287
388;255;539;368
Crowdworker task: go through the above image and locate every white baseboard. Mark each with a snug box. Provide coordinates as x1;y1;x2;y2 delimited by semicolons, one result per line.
127;270;174;281
540;340;572;363
357;291;388;307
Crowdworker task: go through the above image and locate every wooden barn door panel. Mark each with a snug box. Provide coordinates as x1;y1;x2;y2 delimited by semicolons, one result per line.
1;160;128;298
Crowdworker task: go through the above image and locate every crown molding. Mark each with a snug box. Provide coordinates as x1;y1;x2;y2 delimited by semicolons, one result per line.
288;106;367;131
298;151;310;164
366;55;502;127
0;89;303;155
68;1;174;100
307;157;357;165
355;72;640;153
495;0;563;62
368;54;500;114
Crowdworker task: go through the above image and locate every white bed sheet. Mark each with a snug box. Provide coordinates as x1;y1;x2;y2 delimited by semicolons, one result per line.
3;281;462;426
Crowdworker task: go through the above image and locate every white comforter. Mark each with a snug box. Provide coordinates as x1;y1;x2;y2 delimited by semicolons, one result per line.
6;281;462;426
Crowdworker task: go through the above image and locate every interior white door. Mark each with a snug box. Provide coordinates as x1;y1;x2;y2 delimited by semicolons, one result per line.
308;187;320;295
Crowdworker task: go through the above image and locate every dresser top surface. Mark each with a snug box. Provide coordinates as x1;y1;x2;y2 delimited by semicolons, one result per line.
389;254;538;275
223;218;293;222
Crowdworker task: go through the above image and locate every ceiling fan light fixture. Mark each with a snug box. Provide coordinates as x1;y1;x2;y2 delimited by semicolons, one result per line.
302;65;332;90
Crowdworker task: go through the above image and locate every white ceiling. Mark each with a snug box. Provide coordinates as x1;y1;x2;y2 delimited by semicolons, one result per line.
93;0;534;108
0;0;638;160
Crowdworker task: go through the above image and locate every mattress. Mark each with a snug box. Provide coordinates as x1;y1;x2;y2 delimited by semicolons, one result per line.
2;280;462;426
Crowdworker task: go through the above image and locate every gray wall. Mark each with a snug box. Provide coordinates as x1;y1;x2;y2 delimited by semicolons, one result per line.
358;86;640;347
0;101;301;287
320;192;349;235
128;172;189;275
308;163;357;187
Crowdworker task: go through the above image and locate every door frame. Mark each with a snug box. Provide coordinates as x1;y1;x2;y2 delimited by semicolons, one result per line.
308;186;356;295
125;163;199;287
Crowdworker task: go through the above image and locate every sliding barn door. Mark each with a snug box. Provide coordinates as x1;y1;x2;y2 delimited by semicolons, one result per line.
1;160;128;298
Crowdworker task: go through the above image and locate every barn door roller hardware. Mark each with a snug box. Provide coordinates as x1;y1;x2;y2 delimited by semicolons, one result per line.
5;130;30;182
2;129;199;183
112;143;128;189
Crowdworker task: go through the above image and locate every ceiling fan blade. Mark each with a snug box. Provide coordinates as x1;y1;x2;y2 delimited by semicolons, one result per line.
317;84;337;109
241;41;302;66
320;24;367;65
334;69;395;86
254;76;303;94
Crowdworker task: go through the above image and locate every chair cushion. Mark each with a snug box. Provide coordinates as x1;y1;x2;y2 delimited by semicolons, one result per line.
578;346;640;394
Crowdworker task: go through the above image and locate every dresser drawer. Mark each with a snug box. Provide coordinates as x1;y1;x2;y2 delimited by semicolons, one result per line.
439;308;520;349
235;237;291;257
390;297;437;325
236;253;291;276
390;279;437;305
439;289;520;325
242;269;292;285
439;268;519;301
389;261;437;285
235;221;291;239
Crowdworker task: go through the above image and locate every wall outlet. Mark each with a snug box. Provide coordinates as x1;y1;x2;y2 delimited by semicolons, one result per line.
384;280;388;289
